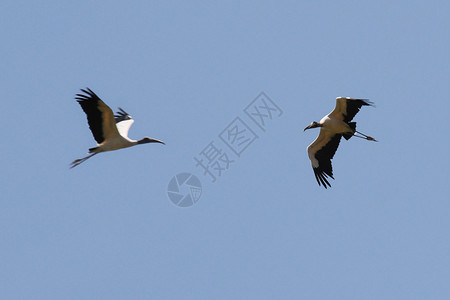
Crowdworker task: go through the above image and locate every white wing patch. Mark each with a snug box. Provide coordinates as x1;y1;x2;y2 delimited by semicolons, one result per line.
116;119;134;138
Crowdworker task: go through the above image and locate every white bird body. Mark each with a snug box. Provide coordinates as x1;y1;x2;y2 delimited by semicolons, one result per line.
94;134;136;152
71;88;164;168
304;97;377;188
318;115;353;134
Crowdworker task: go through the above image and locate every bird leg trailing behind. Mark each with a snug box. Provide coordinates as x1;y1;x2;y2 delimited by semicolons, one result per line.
70;153;98;168
354;130;377;142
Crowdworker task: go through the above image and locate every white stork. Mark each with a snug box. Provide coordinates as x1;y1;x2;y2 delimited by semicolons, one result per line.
304;97;377;188
71;88;164;168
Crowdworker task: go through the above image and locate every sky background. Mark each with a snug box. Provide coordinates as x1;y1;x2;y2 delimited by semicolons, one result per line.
1;1;449;299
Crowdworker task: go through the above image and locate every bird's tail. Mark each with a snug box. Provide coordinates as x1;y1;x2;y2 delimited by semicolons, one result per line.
343;122;357;140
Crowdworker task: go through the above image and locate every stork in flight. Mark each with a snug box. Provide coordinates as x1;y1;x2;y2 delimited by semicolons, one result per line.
304;97;377;188
71;88;164;168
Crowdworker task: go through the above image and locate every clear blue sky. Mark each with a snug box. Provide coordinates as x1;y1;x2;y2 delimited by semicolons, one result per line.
1;1;449;299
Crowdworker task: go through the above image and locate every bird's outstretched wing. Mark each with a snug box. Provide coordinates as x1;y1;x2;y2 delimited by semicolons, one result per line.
307;129;342;188
114;107;135;138
329;97;374;123
75;88;120;144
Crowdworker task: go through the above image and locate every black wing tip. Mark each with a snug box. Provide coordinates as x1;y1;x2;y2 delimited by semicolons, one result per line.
361;99;375;107
75;88;94;100
116;107;129;116
114;107;132;122
78;87;91;96
114;107;129;116
81;87;94;94
353;98;375;107
342;97;375;107
75;88;99;100
314;168;334;189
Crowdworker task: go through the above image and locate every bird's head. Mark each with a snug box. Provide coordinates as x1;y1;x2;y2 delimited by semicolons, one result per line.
304;121;321;131
137;137;165;145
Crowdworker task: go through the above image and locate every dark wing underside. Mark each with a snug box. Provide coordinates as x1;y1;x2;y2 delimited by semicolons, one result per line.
313;134;342;188
343;99;373;123
75;88;105;144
